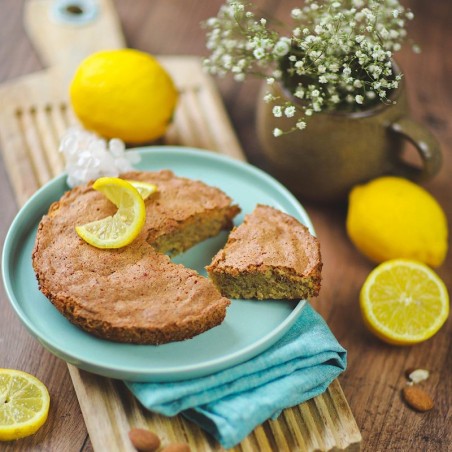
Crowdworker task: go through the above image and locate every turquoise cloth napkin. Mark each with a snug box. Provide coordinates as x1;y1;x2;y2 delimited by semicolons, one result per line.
126;303;346;449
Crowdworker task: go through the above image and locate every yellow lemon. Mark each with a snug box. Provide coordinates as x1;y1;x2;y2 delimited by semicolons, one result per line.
126;180;158;200
70;49;178;143
360;259;449;345
0;369;50;441
347;177;448;267
75;177;146;249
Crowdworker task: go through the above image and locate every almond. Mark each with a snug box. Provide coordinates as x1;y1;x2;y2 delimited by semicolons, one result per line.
402;386;434;412
128;428;161;451
160;443;191;452
407;368;430;384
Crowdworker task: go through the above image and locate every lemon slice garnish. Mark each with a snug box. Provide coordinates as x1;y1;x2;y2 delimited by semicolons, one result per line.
75;177;146;249
360;259;449;345
126;180;158;200
0;369;50;441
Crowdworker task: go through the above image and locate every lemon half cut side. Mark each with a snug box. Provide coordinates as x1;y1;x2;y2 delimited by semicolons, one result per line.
0;369;50;441
75;177;146;249
360;259;449;345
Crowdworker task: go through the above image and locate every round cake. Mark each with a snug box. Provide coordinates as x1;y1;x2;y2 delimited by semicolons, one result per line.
32;170;240;344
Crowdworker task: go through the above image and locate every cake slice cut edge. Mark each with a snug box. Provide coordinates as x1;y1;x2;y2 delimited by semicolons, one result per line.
120;170;241;256
206;204;322;301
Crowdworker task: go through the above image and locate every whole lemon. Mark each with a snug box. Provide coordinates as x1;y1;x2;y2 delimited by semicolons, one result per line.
69;49;178;143
347;177;448;267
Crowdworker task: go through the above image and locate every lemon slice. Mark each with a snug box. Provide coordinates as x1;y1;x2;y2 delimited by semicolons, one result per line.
75;177;146;249
0;369;50;441
360;259;449;345
126;180;158;200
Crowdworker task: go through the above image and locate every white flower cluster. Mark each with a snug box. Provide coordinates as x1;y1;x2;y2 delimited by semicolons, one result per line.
59;127;141;187
203;1;280;82
203;0;415;135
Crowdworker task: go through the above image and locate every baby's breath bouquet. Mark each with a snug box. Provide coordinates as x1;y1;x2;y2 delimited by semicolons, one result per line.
203;0;417;136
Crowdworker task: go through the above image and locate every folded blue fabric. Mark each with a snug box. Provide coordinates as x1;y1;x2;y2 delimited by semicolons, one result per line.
126;303;346;449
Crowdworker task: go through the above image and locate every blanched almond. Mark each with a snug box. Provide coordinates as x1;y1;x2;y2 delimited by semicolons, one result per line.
407;368;430;384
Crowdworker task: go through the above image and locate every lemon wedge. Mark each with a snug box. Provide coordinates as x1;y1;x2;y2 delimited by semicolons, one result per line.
360;259;449;345
75;177;146;249
127;180;158;200
0;369;50;441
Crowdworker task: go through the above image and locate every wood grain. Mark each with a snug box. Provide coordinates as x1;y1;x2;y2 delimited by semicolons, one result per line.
0;0;451;451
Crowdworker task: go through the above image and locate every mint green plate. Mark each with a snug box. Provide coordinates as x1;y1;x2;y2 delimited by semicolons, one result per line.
2;147;312;382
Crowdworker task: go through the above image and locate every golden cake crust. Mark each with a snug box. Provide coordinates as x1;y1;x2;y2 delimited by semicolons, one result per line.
32;170;239;344
206;204;322;300
120;170;239;252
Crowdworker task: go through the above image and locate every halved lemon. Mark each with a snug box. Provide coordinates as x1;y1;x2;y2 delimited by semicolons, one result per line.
75;177;146;249
0;369;50;441
126;180;158;200
360;259;449;345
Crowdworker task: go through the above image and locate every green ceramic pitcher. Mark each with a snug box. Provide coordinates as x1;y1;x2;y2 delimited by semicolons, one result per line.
257;79;441;203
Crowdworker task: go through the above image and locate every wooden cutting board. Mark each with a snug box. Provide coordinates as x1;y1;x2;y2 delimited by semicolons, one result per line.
0;1;361;450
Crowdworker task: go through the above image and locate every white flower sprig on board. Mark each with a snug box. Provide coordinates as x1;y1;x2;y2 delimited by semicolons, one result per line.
203;0;418;135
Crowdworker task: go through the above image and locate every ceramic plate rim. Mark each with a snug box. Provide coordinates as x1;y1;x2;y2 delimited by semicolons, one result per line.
2;146;314;381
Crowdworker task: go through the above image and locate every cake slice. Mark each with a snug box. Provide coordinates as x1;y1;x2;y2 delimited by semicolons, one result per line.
206;205;322;300
32;170;239;344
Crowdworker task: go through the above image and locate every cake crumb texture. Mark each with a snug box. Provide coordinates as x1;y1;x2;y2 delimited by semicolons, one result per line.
206;204;322;300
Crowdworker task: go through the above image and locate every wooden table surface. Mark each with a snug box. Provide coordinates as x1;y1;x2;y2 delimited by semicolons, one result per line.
0;0;450;451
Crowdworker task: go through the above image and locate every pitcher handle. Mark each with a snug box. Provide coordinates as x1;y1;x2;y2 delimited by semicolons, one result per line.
390;117;442;180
